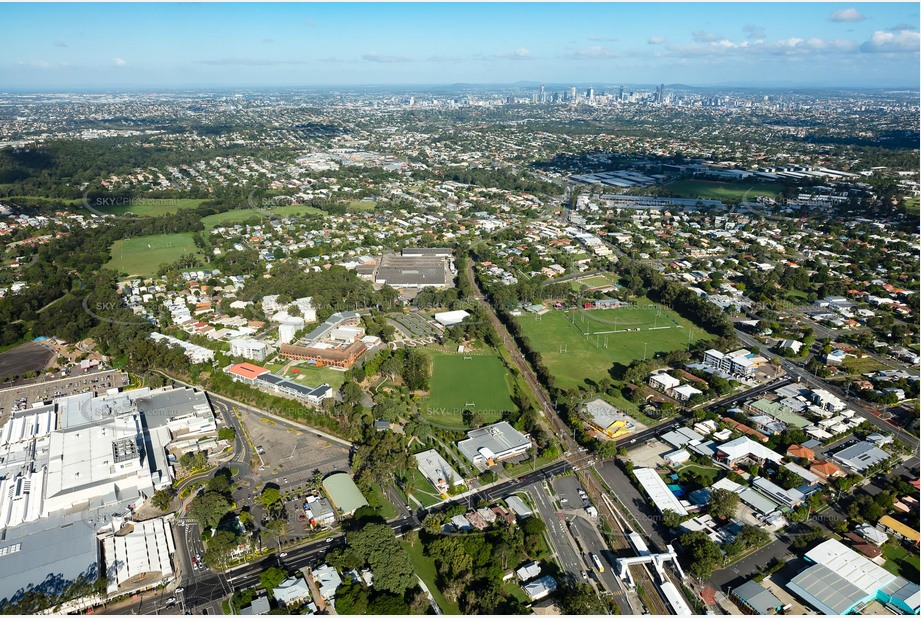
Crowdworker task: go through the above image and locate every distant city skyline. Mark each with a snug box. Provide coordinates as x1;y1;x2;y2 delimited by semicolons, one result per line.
1;2;918;89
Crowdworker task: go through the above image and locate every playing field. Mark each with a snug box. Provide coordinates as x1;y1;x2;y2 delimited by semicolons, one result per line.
422;352;516;429
89;198;207;217
571;272;619;290
665;179;784;202
516;300;713;389
202;205;326;230
105;233;198;276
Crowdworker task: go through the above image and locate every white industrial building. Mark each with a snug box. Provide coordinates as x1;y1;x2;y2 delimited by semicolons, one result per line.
0;387;215;603
415;449;464;495
457;422;532;468
102;516;176;593
433;310;470;327
633;467;688;516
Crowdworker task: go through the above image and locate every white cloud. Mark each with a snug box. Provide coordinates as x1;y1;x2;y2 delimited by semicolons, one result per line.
647;35;667;45
566;46;619;59
361;52;414;63
829;8;865;23
18;60;51;69
692;30;722;43
588;35;617;42
113;57;126;66
480;48;533;61
859;29;921;52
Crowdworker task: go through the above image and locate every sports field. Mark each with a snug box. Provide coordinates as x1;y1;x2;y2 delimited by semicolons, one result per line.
202;205;325;230
105;233;198;276
89;198;207;217
516;299;712;389
571;272;619;291
665;179;784;202
422;352;516;429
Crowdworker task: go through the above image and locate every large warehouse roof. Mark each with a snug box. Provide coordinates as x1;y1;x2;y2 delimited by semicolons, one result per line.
322;473;368;516
633;467;688;516
788;563;869;615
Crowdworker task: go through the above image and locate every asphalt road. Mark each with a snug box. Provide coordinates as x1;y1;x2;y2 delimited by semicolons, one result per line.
105;461;577;615
569;516;634;614
524;483;585;579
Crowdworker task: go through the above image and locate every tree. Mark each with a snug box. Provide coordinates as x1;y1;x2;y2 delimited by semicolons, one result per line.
681;530;723;578
203;530;239;569
151;488;175;512
662;509;684;528
594;439;618;460
340;523;416;595
189;492;232;529
709;488;741;520
556;581;607;614
263;518;288;551
260;486;281;508
218;427;236;441
333;579;369;615
260;566;288;594
401;349;430;391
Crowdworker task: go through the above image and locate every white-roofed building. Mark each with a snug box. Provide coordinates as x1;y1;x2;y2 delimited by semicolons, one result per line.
457;422;531;468
523;575;557;601
434;310;470;327
102;516;176;593
229;338;268;361
312;564;342;602
787;539;919;615
672;384;704;402
715;437;783;466
634;467;688;516
415;449;464;496
649;372;681;392
273;576;313;607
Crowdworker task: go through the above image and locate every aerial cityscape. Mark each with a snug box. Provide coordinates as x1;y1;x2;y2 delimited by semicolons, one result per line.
0;2;918;616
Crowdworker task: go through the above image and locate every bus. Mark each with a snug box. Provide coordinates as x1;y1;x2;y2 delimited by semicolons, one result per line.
590;553;604;573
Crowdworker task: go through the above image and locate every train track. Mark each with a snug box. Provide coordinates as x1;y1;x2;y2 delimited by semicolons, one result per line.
578;470;672;616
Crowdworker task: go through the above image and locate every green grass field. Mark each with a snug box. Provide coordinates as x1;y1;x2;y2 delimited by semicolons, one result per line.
407;468;444;508
904;196;919;216
105;233;198;276
202;205;325;230
882;541;920;582
574;273;619;290
90;197;207;217
841;356;892;375
402;536;461;614
283;363;348;390
4;195;84;205
516;300;712;389
422;352;516;429
665;179;784;202
347;200;376;211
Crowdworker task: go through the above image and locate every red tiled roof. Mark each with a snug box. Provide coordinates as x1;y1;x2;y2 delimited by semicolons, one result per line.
226;362;269;380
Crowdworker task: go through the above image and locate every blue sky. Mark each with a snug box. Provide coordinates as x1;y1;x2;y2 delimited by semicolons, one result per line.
1;3;918;89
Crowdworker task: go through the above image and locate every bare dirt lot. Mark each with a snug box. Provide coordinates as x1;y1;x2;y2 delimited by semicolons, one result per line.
242;413;350;488
0;342;54;381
